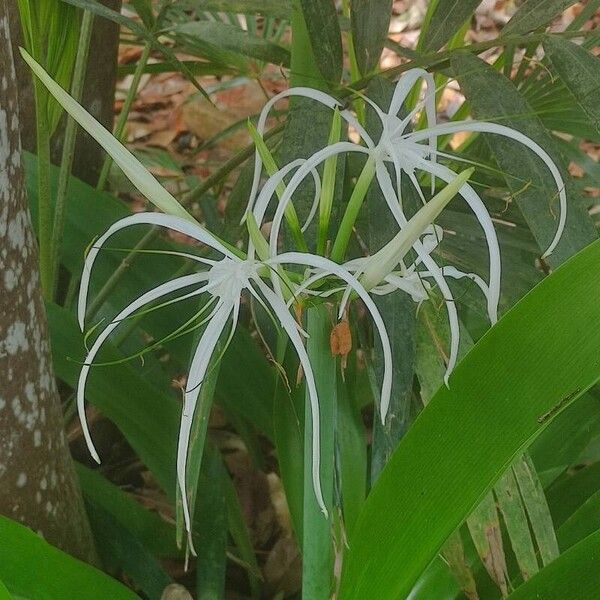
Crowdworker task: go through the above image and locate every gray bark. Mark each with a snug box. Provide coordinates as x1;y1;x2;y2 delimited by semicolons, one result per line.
0;1;96;562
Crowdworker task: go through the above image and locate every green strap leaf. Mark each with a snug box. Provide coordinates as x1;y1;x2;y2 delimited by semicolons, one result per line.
506;530;600;599
58;0;211;100
0;516;139;599
339;236;600;600
350;0;393;75
451;51;597;267
504;0;579;35
543;36;600;135
302;306;336;600
420;0;481;52
299;0;343;83
0;580;11;600
77;465;179;558
174;21;290;67
513;454;560;566
495;468;540;581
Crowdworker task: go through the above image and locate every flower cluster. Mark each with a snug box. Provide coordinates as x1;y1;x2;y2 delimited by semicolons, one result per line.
24;50;566;549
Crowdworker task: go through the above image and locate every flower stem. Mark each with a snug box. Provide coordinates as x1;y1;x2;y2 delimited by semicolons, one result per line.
52;9;95;300
302;305;336;600
330;155;376;263
96;42;152;192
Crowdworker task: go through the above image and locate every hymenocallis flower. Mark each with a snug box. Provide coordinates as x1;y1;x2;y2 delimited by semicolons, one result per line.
244;70;567;381
23;49;394;548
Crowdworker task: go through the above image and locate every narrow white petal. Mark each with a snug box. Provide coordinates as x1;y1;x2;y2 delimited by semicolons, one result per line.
419;159;500;324
300;167;323;233
252;279;327;516
79;212;235;330
247;87;374;212
421;266;493;318
375;163;461;381
77;273;209;463
177;300;236;542
407;121;567;257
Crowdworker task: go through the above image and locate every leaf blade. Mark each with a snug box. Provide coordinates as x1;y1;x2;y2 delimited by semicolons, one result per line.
339;236;600;599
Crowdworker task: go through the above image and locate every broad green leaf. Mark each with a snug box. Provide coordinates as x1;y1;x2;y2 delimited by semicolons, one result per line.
0;516;138;600
416;305;510;596
76;465;179;558
420;0;481;52
299;0;343;83
339;237;600;600
451;51;597;267
504;0;579;35
174;21;290;67
557;490;600;551
85;503;172;599
506;530;600;599
547;462;600;529
350;0;393;75
543;36;600;135
337;354;368;539
47;303;180;494
21;50;196;222
530;392;600;486
0;581;10;600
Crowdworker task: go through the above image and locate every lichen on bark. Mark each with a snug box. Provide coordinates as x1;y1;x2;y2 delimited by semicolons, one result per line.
0;1;96;562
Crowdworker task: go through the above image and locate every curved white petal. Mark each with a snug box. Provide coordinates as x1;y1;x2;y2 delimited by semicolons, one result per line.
407;121;566;257
418;159;500;324
177;299;237;544
268;142;370;257
374;161;461;381
251;279;328;516
421;266;492;308
248;87;374;211
269;252;393;424
77;273;209;463
79;212;235;330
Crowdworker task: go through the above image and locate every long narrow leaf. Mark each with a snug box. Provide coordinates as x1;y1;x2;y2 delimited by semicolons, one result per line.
451;51;597;267
350;0;393;75
504;0;579;35
339;236;600;599
299;0;343;83
0;516;138;600
543;36;600;135
420;0;481;52
506;530;600;599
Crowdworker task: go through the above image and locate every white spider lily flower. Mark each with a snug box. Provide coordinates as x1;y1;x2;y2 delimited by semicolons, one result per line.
76;210;391;549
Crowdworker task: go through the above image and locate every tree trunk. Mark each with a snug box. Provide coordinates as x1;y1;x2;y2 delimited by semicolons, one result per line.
0;1;96;562
8;0;121;186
